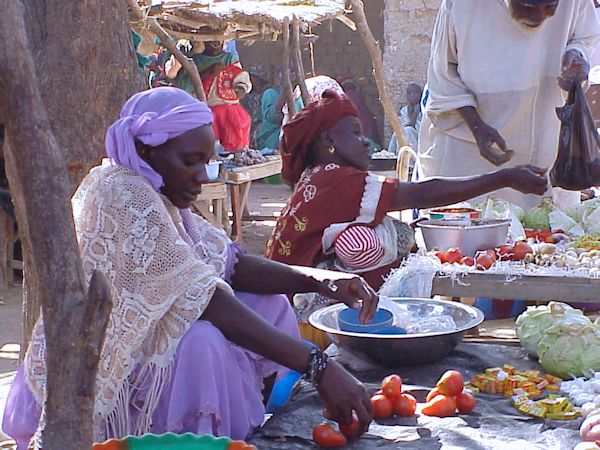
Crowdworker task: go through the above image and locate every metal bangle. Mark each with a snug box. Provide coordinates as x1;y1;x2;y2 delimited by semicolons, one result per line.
327;280;338;293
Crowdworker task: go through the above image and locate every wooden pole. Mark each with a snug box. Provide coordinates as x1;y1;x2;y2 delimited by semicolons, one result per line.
282;18;296;118
292;16;310;107
129;0;207;102
349;0;408;147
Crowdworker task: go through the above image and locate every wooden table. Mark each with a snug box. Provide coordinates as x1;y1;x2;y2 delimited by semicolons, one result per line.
191;182;228;231
432;272;600;303
221;156;282;241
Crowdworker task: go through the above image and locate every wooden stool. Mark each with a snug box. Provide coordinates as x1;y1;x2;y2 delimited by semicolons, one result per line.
191;182;229;232
0;209;21;288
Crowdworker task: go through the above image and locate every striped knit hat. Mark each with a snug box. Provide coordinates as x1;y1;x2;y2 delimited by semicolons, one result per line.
334;225;385;270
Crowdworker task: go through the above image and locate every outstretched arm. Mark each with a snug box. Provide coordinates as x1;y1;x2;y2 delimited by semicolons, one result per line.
201;287;373;433
232;254;378;322
391;165;548;211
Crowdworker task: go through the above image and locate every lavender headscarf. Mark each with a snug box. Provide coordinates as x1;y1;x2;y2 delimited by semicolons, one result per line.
105;87;213;191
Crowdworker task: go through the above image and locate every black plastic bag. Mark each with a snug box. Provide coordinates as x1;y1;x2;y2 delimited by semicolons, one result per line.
550;82;600;190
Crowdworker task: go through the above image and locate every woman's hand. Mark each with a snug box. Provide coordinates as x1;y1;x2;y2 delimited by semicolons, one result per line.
558;50;589;91
504;165;548;195
318;360;373;434
319;276;379;323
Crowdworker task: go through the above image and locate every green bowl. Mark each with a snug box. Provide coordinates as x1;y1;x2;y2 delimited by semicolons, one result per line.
93;433;232;450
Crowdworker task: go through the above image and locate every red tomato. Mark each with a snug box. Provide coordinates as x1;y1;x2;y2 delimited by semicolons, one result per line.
432;250;446;263
338;412;361;439
227;442;257;450
392;393;417;417
444;247;464;264
456;391;477;414
436;370;465;397
460;256;475;267
426;387;443;402
512;241;533;261
381;374;402;399
475;250;496;270
496;244;514;261
371;394;393;420
312;423;348;448
422;394;457;418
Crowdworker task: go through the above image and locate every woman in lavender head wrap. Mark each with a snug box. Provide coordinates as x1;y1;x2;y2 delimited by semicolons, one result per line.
3;87;378;447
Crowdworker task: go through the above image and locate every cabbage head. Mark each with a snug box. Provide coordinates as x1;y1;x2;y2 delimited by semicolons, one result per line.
522;199;552;230
538;323;600;379
515;302;591;357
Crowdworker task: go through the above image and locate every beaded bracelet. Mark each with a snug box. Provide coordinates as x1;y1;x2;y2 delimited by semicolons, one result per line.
305;346;329;385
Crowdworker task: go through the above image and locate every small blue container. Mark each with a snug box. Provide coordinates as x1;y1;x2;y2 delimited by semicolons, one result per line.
337;308;393;333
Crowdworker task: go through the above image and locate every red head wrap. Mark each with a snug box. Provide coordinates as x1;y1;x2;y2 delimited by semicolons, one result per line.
280;89;358;184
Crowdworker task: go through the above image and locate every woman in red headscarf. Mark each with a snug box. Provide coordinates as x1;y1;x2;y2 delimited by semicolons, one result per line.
265;90;550;346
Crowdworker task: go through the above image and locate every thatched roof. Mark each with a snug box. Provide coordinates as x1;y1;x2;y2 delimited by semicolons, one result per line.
142;0;348;41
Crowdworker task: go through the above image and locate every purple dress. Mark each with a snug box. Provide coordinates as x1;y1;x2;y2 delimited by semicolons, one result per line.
2;244;300;448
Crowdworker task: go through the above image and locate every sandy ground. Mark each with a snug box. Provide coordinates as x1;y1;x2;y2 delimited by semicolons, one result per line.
0;181;519;442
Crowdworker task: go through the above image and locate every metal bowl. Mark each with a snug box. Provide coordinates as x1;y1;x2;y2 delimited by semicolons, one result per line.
309;298;484;367
418;218;510;257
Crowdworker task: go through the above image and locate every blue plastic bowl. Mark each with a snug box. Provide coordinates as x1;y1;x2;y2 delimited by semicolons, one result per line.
337;308;393;333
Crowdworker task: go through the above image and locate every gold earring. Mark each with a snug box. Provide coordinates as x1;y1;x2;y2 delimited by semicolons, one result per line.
328;146;336;154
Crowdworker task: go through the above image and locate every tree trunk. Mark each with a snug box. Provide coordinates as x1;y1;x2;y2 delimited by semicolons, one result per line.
17;0;142;356
0;0;133;447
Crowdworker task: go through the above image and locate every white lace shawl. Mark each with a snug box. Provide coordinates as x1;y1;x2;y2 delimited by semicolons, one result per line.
24;164;233;440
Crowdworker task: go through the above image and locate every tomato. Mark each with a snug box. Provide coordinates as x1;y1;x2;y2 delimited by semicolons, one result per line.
432;250;446;263
496;244;513;261
475;250;496;270
436;370;465;397
227;441;257;450
92;440;128;450
381;374;402;399
512;241;533;261
460;256;475;267
444;247;464;264
338;412;361;439
392;393;417;417
422;394;457;417
312;423;348;448
426;387;443;402
371;394;393;420
456;391;477;414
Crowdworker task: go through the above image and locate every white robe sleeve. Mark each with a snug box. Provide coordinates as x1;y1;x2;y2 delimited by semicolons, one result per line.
425;0;477;122
565;0;600;64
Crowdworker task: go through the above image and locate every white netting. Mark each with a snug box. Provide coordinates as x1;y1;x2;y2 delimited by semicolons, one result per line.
24;164;233;440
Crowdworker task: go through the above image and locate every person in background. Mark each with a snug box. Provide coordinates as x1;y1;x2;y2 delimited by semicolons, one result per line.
256;70;287;151
281;74;344;130
340;78;382;154
148;55;167;89
417;0;600;210
167;40;252;152
266;90;549;347
241;64;271;148
388;83;424;154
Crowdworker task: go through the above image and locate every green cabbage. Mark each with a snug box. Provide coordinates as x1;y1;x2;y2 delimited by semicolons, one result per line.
515;302;591;357
522;199;553;230
538;323;600;378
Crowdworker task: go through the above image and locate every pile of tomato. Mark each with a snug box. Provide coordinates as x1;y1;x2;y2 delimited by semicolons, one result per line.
312;371;477;448
432;241;534;270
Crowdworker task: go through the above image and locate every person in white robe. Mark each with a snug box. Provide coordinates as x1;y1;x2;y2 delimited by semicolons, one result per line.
417;0;600;210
